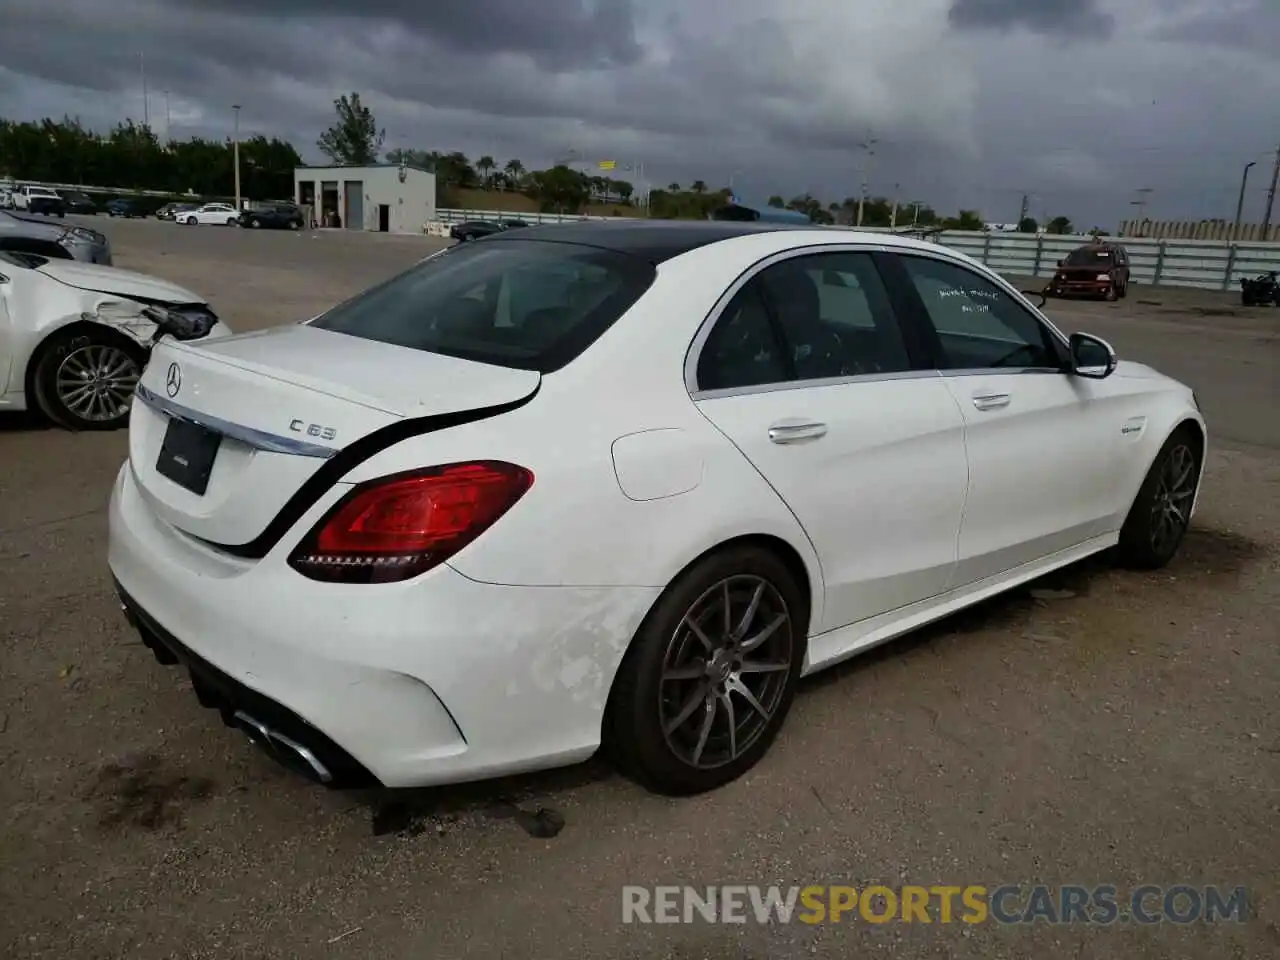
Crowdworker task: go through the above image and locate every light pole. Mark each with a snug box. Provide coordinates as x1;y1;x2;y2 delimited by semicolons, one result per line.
1130;187;1153;234
1233;161;1256;242
232;105;241;211
855;134;878;226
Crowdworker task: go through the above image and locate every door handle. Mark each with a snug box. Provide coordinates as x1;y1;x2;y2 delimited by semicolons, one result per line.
972;393;1010;411
768;420;828;443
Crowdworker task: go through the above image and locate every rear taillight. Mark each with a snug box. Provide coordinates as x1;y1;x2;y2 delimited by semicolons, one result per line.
288;461;533;583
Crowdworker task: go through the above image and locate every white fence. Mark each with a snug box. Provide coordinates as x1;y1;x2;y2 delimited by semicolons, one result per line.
435;207;628;225
929;231;1280;292
434;208;1280;293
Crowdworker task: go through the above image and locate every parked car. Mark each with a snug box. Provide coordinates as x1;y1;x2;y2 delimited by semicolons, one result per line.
180;202;241;226
450;219;507;241
499;218;529;229
157;202;199;222
239;202;305;230
1045;241;1131;300
12;185;66;217
61;190;99;215
0;210;112;264
0;250;226;430
106;198;145;218
108;221;1206;796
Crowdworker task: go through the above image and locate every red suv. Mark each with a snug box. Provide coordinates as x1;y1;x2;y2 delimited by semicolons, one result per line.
1045;241;1130;300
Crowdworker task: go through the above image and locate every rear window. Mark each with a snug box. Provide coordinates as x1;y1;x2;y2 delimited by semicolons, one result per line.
309;239;656;373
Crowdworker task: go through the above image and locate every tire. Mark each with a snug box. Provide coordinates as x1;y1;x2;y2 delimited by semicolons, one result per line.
249;218;261;228
227;217;238;226
605;545;809;795
1105;285;1118;302
1115;425;1202;570
1118;279;1129;299
29;327;147;432
290;220;302;230
186;216;197;225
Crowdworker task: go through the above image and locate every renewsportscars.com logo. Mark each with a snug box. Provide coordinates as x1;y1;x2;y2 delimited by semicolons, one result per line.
621;885;1250;926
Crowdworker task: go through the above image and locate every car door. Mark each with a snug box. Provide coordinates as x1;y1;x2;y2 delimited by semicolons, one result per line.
691;248;970;636
885;251;1126;587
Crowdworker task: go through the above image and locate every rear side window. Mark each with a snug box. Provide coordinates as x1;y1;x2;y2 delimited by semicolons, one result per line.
310;239;655;372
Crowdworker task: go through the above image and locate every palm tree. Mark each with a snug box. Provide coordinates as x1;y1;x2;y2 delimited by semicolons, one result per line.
667;182;680;192
691;179;707;194
503;157;524;191
477;155;495;189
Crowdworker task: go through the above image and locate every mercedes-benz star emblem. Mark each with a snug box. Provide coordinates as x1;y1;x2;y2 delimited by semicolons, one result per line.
165;362;182;398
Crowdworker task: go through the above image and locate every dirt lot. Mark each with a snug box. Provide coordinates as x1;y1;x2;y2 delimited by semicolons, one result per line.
1;218;1278;959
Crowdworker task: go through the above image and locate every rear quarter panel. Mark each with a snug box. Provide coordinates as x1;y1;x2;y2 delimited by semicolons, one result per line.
338;378;824;609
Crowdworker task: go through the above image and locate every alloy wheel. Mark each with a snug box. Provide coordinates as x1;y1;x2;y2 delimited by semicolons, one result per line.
54;343;140;423
1149;444;1196;555
658;575;794;770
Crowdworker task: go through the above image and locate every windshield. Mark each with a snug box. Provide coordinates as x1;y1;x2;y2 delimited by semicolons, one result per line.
310;239;656;373
1064;247;1113;266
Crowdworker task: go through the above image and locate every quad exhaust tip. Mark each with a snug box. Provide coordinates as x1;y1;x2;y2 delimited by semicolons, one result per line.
231;710;333;784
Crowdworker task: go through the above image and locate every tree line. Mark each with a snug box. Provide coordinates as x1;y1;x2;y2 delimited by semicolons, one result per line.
0;117;301;203
0;92;1083;233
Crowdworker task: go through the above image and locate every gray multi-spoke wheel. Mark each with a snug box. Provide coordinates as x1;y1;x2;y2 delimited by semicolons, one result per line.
607;545;808;795
660;575;793;770
1117;425;1202;569
31;329;146;431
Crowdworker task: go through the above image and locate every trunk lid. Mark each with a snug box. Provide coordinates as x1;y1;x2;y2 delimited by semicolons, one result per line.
129;324;540;546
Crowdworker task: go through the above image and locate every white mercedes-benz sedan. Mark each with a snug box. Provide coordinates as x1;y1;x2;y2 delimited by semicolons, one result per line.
0;250;227;430
108;222;1206;796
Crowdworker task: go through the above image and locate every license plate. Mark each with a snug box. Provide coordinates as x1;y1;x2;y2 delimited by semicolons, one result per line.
156;417;222;495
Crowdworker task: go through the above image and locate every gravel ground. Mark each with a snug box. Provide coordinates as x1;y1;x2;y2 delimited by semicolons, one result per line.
1;218;1277;959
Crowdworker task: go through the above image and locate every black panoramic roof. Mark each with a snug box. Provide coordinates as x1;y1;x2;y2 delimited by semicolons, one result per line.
481;219;813;264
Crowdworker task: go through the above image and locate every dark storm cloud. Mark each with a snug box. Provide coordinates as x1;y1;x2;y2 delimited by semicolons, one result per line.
161;0;644;69
1156;0;1280;58
948;0;1116;39
0;0;1276;228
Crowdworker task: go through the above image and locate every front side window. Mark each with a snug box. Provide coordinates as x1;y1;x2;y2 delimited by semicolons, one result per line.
896;255;1062;371
310;239;655;372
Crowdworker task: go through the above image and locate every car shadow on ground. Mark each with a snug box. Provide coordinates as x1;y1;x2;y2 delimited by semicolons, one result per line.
330;522;1268;840
0;411;53;432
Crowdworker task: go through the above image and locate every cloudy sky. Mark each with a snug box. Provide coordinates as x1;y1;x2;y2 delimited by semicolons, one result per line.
1;0;1278;227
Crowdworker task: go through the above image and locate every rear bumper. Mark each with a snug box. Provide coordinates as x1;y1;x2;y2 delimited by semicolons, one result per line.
107;462;659;789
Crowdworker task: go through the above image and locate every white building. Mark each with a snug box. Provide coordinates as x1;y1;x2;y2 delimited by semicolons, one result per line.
293;163;437;233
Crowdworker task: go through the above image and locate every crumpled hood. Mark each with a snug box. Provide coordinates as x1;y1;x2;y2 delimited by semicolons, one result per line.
36;259;205;305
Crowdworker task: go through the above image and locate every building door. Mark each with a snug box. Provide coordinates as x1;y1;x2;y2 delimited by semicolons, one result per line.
344;181;364;230
378;204;390;232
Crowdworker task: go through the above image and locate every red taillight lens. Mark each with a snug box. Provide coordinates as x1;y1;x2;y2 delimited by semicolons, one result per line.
288;461;534;583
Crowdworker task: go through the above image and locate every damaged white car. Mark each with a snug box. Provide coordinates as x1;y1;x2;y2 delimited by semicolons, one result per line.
0;250;228;430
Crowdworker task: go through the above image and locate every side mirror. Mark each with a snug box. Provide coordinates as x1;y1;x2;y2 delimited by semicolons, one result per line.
1069;332;1117;379
1057;259;1064;267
